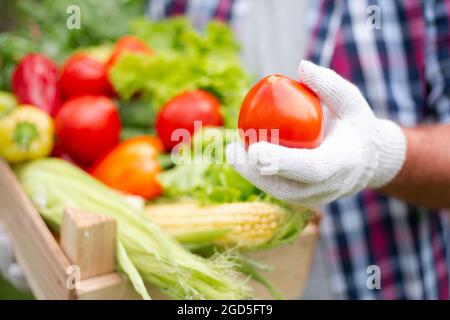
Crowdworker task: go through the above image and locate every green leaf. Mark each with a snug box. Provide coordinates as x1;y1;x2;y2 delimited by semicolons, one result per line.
109;17;251;127
158;127;259;205
175;228;231;245
117;240;151;300
235;255;284;300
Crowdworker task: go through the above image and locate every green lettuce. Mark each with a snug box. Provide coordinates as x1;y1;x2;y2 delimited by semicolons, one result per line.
116;98;156;140
158;126;311;240
109;17;251;128
158;127;258;204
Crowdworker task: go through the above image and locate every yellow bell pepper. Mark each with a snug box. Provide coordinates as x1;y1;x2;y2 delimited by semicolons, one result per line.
0;105;54;163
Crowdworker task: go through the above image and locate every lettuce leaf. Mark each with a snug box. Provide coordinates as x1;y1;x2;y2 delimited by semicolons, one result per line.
109;17;251;128
158;127;258;204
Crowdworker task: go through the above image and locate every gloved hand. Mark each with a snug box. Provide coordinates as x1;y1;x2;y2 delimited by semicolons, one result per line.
226;60;407;208
0;223;29;291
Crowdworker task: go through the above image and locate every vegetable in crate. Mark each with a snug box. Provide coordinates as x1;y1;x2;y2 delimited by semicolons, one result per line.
0;105;53;163
80;45;114;64
0;91;17;118
155;127;310;297
54;95;121;166
109;18;251;128
156;90;223;151
146;201;307;250
59;53;113;98
107;35;154;68
117;99;156;140
12;54;62;116
159;127;258;203
238;74;323;148
158;127;310;248
91;136;164;199
17;158;252;300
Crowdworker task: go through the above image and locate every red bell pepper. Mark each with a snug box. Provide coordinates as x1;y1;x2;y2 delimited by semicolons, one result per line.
12;53;62;117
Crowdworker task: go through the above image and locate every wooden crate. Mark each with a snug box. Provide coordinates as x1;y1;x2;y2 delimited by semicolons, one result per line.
0;158;319;300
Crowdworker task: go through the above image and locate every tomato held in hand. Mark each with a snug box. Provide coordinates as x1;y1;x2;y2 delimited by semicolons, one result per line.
54;95;121;166
91;136;163;199
156;90;223;151
238;74;323;149
107;35;154;68
60;53;112;98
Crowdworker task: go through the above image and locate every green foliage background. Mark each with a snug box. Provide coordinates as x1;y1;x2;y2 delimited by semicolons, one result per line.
0;0;147;90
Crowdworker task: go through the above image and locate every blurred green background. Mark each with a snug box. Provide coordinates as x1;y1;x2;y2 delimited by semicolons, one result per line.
0;0;147;90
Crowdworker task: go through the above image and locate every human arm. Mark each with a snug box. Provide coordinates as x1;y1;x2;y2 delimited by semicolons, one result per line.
380;125;450;209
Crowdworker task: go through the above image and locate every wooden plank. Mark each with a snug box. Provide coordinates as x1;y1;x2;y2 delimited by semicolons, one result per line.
246;218;320;299
60;208;116;280
77;273;141;300
0;158;75;300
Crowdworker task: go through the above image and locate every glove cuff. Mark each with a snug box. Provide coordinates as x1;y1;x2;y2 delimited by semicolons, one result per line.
369;119;407;188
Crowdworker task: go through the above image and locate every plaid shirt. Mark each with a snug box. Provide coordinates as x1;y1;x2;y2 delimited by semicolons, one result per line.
149;0;450;299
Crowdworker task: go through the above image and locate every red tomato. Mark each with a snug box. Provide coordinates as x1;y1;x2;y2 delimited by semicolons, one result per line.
59;53;112;98
156;90;223;151
91;136;163;199
54;95;121;166
51;139;84;168
238;74;323;149
107;36;154;68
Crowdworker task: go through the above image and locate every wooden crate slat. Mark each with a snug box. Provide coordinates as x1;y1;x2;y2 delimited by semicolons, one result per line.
246;221;319;299
0;158;320;300
0;159;75;299
60;208;117;280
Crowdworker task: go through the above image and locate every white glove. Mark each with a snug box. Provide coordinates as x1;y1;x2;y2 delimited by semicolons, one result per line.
226;60;407;208
0;223;29;291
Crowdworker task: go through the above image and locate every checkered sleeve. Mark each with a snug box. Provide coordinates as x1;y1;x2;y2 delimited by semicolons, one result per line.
147;0;235;27
424;0;450;123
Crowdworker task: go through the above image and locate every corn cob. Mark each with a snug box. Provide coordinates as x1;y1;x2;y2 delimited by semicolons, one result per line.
145;201;290;248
